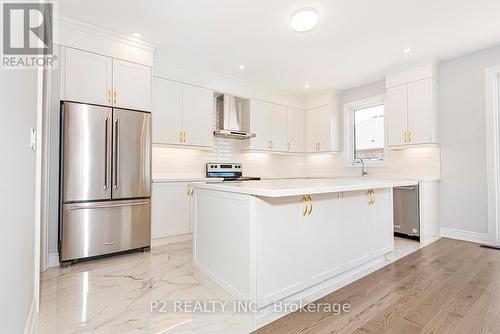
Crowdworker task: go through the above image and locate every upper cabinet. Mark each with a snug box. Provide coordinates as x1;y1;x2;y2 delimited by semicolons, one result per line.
152;77;213;148
386;62;438;147
112;59;152;111
249;100;288;152
182;84;214;147
61;47;152;111
304;103;340;153
287;107;304;153
62;47;112;106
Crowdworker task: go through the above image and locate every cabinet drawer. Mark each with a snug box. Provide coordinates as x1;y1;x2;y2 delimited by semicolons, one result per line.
61;199;151;261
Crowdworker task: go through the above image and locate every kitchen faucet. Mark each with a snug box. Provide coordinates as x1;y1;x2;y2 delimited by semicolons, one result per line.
354;158;368;177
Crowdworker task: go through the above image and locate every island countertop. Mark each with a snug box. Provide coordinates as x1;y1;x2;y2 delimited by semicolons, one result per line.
190;178;419;197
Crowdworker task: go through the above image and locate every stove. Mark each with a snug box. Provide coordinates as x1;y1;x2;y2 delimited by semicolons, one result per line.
206;162;261;182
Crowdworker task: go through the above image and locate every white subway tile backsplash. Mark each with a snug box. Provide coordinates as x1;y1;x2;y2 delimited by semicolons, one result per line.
153;140;440;180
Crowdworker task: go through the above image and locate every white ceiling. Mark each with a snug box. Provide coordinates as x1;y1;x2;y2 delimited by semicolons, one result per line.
56;0;500;94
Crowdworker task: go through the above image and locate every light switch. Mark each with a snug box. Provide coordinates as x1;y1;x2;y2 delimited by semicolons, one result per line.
30;128;36;151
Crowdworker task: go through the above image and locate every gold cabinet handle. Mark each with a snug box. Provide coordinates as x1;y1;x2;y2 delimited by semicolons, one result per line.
408;131;412;143
303;196;309;216
288;142;291;151
404;131;407;144
307;195;313;215
107;89;111;104
113;91;117;104
180;131;183;143
187;187;190;195
183;131;187;143
367;189;376;205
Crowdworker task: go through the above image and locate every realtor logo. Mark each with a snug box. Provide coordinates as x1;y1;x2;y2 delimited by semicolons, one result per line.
2;2;55;68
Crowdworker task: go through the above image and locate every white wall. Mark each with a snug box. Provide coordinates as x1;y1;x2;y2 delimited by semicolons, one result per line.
0;70;39;333
439;45;500;235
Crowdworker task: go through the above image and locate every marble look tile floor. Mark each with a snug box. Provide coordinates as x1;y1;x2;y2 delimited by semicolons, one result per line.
37;237;421;334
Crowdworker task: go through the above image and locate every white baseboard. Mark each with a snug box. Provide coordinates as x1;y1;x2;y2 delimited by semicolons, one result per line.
440;227;489;244
151;233;192;247
48;253;59;268
24;298;37;334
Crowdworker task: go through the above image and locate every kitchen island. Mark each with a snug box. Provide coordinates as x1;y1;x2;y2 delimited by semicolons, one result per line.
190;178;419;326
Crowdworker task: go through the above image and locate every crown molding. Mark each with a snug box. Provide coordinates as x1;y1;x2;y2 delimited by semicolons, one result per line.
384;56;441;77
54;16;157;52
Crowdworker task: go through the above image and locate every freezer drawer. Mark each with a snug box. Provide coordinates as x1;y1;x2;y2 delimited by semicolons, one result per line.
394;186;420;237
61;199;151;261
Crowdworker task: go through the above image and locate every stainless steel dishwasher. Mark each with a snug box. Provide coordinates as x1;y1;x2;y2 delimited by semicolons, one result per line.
393;185;420;240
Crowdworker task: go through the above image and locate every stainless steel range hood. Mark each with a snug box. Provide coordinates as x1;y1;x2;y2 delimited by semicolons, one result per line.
214;93;255;139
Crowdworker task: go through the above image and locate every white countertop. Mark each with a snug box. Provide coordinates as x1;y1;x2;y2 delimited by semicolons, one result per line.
190;178;419;197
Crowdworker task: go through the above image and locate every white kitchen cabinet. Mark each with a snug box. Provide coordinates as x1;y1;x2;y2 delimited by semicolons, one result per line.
182;84;214;147
152;77;214;148
341;190;371;269
305;107;318;152
152;77;183;144
302;193;342;284
287;107;304;153
386;63;438;147
407;78;433;145
305;104;339;153
269;104;288;151
368;188;394;257
257;197;303;306
62;47;112;106
61;47;152;111
249;100;270;151
112;59;152;111
249;100;288;152
387;85;408;146
152;182;191;239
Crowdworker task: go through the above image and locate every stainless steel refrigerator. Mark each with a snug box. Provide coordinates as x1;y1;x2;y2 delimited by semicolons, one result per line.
59;102;151;264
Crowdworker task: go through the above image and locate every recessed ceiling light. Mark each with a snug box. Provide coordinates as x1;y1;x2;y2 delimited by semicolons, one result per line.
239;65;246;70
305;84;310;89
132;32;142;38
291;8;318;32
402;47;412;54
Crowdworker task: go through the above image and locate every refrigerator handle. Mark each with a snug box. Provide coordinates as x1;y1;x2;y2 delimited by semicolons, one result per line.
113;118;119;189
104;117;109;189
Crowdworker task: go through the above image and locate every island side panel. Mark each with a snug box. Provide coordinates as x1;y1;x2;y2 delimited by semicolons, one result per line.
256;196;304;307
193;188;255;300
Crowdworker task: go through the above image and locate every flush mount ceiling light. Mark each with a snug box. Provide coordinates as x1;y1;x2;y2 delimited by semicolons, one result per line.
291;8;318;32
239;64;246;70
305;84;310;89
402;47;412;54
132;32;142;38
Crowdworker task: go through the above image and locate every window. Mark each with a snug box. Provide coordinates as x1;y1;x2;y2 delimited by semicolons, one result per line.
344;96;385;166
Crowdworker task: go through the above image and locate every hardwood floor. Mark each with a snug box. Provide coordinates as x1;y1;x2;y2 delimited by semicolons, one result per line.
253;238;500;334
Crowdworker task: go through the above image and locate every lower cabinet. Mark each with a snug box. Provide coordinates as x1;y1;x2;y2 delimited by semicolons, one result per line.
257;197;303;306
151;182;192;239
256;189;393;307
302;193;342;284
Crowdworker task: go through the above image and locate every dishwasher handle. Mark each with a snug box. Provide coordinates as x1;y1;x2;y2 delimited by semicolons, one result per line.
395;186;417;191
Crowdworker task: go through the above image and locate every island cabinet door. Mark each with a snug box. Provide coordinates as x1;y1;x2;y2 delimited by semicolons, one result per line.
256;197;304;307
340;191;371;270
302;193;342;285
368;188;394;257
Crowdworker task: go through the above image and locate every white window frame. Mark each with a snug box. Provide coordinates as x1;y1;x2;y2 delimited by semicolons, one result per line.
343;95;386;167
